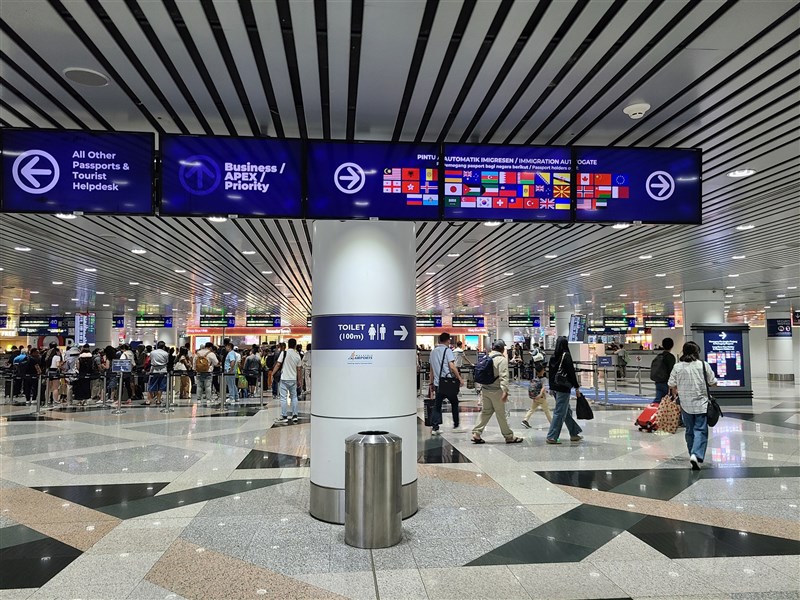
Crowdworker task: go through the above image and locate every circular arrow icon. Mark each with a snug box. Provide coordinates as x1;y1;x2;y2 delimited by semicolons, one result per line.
334;162;365;194
179;155;221;195
12;150;60;194
646;171;675;201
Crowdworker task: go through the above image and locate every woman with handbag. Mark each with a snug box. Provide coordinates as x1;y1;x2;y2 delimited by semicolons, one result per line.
546;336;583;445
668;341;717;470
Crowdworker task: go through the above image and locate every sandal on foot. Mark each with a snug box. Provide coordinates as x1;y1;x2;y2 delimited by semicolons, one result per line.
545;438;561;445
506;437;523;444
471;437;485;444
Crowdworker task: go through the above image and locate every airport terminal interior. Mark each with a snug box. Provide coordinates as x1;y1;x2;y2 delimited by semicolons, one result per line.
1;1;799;599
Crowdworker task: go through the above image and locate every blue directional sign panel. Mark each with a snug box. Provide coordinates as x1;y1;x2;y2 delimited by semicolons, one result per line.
767;318;792;338
312;315;416;350
574;147;702;224
306;142;440;220
160;135;303;217
703;330;744;387
442;144;572;222
597;356;614;367
1;129;154;214
0;316;7;329
113;315;125;328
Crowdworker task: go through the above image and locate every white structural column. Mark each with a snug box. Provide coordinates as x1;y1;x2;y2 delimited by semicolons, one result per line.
556;311;571;338
766;312;794;381
310;221;418;524
94;310;113;348
683;290;724;339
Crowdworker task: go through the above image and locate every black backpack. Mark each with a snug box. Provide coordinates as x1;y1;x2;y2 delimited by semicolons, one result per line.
473;353;498;385
78;355;94;375
649;352;670;382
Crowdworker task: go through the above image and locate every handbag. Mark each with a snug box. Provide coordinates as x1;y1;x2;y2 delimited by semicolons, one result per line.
575;391;594;420
437;349;460;397
703;363;723;427
655;394;681;434
554;353;570;388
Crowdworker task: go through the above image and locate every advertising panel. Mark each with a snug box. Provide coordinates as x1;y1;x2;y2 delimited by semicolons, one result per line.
160;135;302;217
442;144;571;221
574;147;701;224
306;141;439;219
1;129;154;214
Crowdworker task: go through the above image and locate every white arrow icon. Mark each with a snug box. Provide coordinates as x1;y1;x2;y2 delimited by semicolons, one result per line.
12;149;60;194
334;162;366;194
393;325;408;341
645;171;675;201
720;331;727;339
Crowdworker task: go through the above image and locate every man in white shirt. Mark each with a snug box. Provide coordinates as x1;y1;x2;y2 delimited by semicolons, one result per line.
146;341;169;405
223;343;242;405
301;343;312;398
429;332;464;434
274;338;302;424
194;342;219;405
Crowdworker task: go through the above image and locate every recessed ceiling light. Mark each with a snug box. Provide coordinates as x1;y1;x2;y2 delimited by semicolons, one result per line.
603;285;612;289
242;250;256;255
34;307;43;311
63;67;109;87
788;286;798;290
619;294;628;297
129;282;139;286
30;290;39;294
84;267;97;272
770;300;778;304
207;216;227;223
55;213;77;220
484;221;501;227
261;270;273;275
558;305;565;308
612;223;630;230
600;304;607;308
127;298;135;301
726;286;736;289
540;284;549;288
655;273;666;277
203;282;212;287
512;293;520;297
732;255;746;260
490;300;497;303
52;281;62;285
131;248;146;254
476;284;484;288
545;254;558;259
174;269;186;274
425;271;436;275
728;274;739;278
665;285;674;289
161;291;169;295
764;306;771;309
447;253;460;258
639;254;652;260
566;293;574;297
586;300;593;303
504;272;514;276
102;303;110;307
14;246;31;252
735;225;755;231
673;294;681;298
12;297;21;301
71;298;79;301
727;169;756;178
580;273;591;277
51;303;58;307
724;301;731;304
538;300;545;303
96;291;105;295
725;294;733;298
777;294;786;298
223;292;231;296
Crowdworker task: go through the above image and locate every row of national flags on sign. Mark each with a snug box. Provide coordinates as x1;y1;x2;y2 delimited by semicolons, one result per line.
381;167;630;210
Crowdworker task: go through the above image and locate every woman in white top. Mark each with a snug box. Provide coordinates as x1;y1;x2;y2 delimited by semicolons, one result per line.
173;347;191;399
45;344;63;405
668;341;717;470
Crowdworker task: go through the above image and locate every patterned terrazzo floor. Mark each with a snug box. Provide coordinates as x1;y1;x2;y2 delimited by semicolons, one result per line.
1;378;798;599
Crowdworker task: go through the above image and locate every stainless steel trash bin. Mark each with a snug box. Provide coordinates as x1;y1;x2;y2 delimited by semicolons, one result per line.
344;430;402;548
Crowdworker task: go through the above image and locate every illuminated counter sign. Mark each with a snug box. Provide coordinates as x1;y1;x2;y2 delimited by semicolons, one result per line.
603;317;636;328
1;129;154;214
442;144;572;222
703;330;744;387
452;316;485;328
306;141;440;220
644;317;675;328
160;135;303;217
247;315;282;327
574;147;702;224
508;316;541;328
113;315;125;328
18;316;67;334
416;316;442;328
199;315;236;327
136;315;173;328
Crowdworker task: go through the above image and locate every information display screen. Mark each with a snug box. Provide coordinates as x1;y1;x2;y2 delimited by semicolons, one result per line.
603;317;636;328
452;316;485;328
75;312;96;346
644;317;676;328
568;314;587;342
508;316;541;328
574;147;701;224
136;315;173;328
0;316;7;329
199;315;235;327
246;315;281;327
160;135;302;217
306;141;439;219
704;330;744;387
416;316;442;328
18;316;66;334
442;145;572;222
1;129;154;214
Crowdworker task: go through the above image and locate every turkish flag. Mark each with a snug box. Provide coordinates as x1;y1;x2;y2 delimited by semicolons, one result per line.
524;198;539;209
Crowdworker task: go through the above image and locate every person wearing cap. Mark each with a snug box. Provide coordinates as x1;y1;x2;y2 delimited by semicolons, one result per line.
224;342;242;406
471;340;523;444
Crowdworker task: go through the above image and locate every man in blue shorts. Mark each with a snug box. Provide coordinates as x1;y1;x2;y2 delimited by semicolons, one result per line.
146;341;169;405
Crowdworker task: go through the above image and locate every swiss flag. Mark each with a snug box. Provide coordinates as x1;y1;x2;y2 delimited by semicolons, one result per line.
492;198;507;209
402;168;420;181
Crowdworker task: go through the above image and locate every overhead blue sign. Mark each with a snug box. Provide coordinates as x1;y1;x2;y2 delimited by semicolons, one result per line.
574;147;702;224
113;315;125;328
442;144;572;222
312;315;416;350
703;330;744;387
766;318;792;338
416;315;442;328
306;142;439;220
0;316;7;329
1;129;154;215
160;135;303;217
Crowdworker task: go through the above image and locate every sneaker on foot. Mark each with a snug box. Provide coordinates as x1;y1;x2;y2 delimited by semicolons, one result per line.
431;428;441;436
292;415;299;423
570;435;583;442
275;416;289;424
521;420;531;429
690;454;700;470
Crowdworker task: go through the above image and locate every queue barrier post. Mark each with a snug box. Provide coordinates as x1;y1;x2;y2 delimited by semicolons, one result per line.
111;371;126;415
603;367;609;404
259;368;265;410
637;366;642;397
613;365;618;391
161;373;175;414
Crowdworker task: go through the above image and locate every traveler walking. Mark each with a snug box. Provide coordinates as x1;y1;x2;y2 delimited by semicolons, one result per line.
471;340;522;444
223;342;241;405
650;337;676;403
271;343;285;398
668;341;717;470
301;344;312;398
522;361;551;428
274;338;302;423
194;342;218;404
546;336;584;445
429;332;464;434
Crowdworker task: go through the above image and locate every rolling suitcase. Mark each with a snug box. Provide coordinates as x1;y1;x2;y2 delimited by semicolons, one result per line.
635;403;660;432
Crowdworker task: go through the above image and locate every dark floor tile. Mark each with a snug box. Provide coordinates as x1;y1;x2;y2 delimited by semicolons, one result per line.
0;524;47;550
535;469;648;492
0;414;56;422
628;515;800;558
610;468;702;500
235;449;310;469
32;482;169;509
468;532;594;565
698;466;800;480
417;437;471;464
0;536;82;589
560;504;649;530
724;411;800;432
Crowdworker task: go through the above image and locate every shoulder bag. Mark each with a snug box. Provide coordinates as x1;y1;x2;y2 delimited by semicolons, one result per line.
702;362;723;427
437;349;460;397
575;391;594;420
554;353;571;388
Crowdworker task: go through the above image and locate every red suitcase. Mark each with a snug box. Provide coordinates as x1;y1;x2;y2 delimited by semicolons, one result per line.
635;403;660;432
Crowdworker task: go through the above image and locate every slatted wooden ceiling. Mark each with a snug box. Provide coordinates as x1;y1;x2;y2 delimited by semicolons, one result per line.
0;0;798;330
